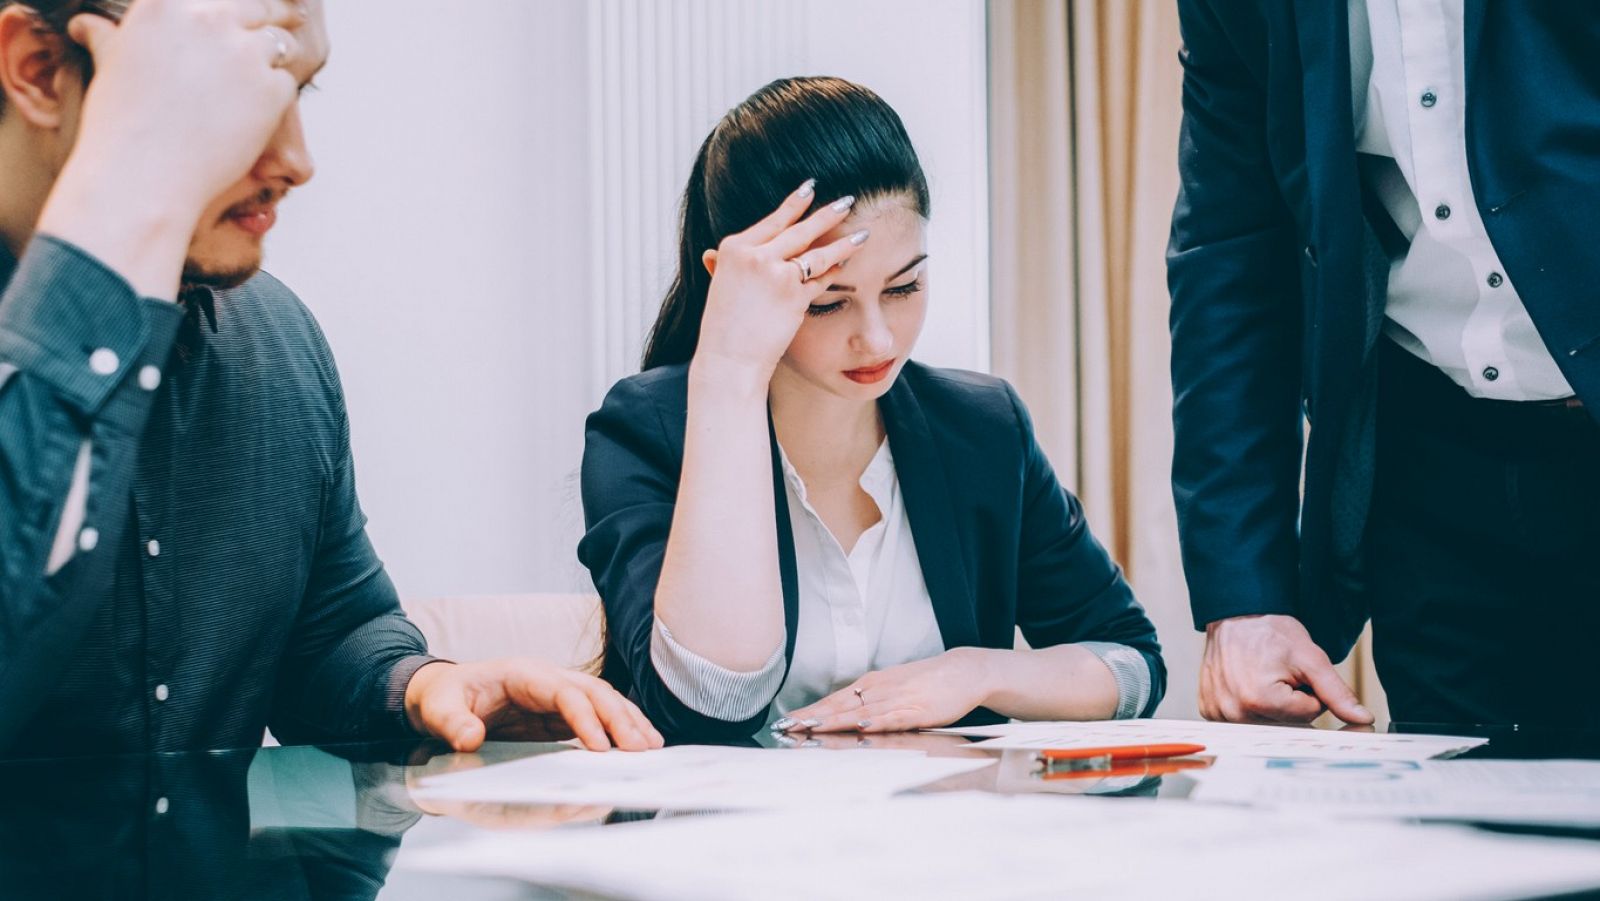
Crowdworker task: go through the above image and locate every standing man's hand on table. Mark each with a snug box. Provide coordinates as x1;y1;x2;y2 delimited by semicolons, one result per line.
405;659;664;752
1199;615;1374;725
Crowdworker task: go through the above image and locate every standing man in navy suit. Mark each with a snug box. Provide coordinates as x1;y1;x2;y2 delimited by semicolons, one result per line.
1168;2;1599;727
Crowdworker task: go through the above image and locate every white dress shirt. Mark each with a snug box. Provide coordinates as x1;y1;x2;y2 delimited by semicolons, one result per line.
1350;0;1573;400
649;440;1151;726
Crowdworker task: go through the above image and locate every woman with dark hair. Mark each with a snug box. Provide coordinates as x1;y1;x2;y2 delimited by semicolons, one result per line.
580;76;1164;742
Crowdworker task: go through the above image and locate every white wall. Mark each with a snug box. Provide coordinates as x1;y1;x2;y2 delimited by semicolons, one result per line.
804;0;991;372
267;1;991;598
267;1;595;597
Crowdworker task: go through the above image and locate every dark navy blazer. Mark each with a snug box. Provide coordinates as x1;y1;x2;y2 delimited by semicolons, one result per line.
1168;1;1600;660
579;361;1165;742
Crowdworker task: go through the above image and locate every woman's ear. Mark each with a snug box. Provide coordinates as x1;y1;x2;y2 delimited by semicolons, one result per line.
0;8;80;130
701;248;718;277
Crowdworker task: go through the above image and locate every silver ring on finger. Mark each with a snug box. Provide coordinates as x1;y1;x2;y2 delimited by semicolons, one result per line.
790;254;813;283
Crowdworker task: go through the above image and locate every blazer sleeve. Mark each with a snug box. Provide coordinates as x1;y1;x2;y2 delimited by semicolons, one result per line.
577;376;776;742
1167;0;1306;630
1005;384;1166;717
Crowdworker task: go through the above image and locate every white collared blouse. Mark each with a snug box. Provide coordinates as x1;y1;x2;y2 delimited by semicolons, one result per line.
648;440;1152;726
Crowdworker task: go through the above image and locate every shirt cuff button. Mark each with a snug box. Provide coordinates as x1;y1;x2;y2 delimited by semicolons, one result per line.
89;348;119;376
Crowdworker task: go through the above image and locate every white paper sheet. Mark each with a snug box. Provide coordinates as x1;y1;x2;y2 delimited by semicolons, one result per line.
398;792;1600;901
410;745;993;811
1189;757;1600;827
932;718;1487;760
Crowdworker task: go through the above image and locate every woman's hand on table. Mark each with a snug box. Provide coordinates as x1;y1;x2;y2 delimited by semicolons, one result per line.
774;648;993;734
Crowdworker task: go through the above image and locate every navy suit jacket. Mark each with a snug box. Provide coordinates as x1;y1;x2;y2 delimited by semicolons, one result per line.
1168;1;1600;660
579;361;1165;742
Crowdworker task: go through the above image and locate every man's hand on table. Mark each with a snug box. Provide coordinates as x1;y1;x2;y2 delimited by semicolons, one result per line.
1200;614;1374;725
404;659;664;752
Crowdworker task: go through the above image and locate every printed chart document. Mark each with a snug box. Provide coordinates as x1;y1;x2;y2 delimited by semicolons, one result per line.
932;718;1487;760
1189;757;1600;827
411;745;992;811
399;792;1600;901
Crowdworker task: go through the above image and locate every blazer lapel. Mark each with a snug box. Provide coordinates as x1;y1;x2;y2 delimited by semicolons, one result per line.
878;376;980;649
1295;0;1371;404
1462;0;1486;92
767;416;802;662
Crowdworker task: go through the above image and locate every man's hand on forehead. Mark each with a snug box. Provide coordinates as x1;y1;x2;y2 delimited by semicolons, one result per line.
80;1;133;20
76;0;310;28
81;0;326;77
33;0;325;300
72;0;130;21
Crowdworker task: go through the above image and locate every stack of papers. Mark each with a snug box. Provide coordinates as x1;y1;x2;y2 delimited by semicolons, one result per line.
399;792;1600;901
932;719;1488;760
1189;757;1600;827
410;745;993;811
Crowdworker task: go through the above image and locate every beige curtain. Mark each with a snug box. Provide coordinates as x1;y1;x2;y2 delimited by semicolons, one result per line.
987;0;1385;721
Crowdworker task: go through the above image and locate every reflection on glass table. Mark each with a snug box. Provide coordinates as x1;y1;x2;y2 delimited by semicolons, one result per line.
0;721;1593;899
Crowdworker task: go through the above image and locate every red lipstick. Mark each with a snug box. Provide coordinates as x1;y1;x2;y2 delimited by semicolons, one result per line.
843;359;896;385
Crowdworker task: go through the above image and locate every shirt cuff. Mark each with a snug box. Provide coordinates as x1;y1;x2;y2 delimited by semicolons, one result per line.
650;617;785;721
1079;641;1153;720
0;235;182;420
384;654;449;738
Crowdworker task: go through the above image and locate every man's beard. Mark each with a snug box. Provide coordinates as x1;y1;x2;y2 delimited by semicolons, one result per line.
181;258;259;292
181;188;281;291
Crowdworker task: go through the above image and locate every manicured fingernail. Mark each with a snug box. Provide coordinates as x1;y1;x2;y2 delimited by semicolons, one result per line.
849;228;870;246
800;718;822;729
773;733;800;747
830;195;856;213
797;178;816;199
801;739;822;748
771;717;797;732
856;720;872;730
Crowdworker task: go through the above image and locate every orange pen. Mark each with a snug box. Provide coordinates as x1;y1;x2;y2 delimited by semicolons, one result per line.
1035;742;1207;764
1038;757;1214;781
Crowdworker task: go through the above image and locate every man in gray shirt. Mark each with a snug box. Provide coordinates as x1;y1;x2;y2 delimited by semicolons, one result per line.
0;0;660;756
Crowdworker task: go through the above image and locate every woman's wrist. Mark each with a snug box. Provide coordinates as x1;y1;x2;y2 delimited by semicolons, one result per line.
978;645;1120;721
951;646;1005;713
688;353;774;404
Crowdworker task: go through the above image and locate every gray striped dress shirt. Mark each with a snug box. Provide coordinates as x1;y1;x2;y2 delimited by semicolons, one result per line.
0;237;436;757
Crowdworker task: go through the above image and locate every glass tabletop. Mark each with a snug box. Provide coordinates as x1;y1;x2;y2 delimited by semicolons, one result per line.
2;722;1595;900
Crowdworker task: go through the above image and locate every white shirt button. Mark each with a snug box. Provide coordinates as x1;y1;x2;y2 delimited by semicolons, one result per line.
154;683;169;702
77;527;99;552
146;539;161;558
89;348;119;376
154;797;169;815
138;365;162;391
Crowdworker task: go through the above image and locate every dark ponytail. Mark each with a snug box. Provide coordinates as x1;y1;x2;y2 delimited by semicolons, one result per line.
640;76;930;371
641;132;720;370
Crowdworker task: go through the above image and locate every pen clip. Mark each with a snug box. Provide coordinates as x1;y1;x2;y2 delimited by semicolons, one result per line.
1032;753;1114;773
